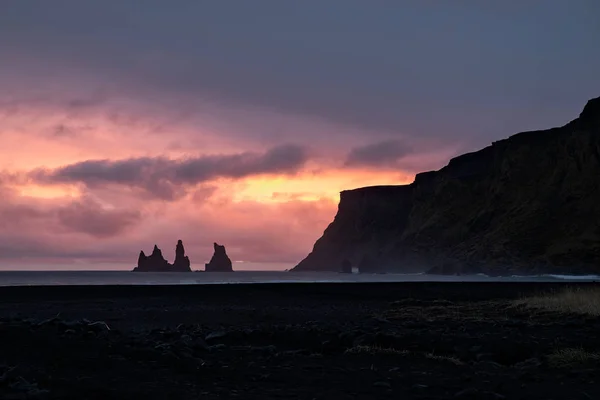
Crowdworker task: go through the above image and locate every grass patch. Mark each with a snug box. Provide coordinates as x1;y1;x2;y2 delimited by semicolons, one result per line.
344;346;464;365
344;345;409;356
425;352;464;366
515;287;600;316
547;348;600;367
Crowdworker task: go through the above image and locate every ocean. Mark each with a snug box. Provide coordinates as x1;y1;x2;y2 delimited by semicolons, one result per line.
0;271;598;286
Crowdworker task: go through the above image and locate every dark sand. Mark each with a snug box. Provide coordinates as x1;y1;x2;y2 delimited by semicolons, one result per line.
1;282;599;399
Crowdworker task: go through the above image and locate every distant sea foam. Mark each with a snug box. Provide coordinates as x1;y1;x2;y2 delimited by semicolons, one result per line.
509;274;600;280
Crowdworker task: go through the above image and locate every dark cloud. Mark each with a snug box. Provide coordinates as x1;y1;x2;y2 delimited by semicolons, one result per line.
30;144;310;200
0;231;136;261
49;124;92;138
0;235;74;260
1;1;599;146
57;198;141;238
0;194;140;236
0;203;47;229
51;124;75;137
345;140;412;167
191;185;219;203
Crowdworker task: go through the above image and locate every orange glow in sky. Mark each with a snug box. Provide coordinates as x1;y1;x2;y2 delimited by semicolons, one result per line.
235;169;414;203
17;184;81;199
0;95;436;270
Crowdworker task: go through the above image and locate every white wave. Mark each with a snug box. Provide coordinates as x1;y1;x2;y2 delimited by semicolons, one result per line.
545;274;600;280
509;274;600;281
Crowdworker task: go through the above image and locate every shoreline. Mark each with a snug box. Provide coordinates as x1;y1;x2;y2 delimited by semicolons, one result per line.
1;280;598;301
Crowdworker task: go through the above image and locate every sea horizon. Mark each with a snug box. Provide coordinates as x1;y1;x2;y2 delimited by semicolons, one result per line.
0;270;598;287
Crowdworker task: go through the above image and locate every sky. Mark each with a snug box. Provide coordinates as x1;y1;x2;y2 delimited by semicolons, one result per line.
1;1;599;270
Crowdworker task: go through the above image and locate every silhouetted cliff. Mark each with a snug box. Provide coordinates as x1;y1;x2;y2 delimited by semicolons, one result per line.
293;96;600;275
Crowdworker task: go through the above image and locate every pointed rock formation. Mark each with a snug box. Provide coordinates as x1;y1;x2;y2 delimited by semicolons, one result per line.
151;245;164;259
134;245;170;272
137;251;147;268
172;239;191;272
133;241;192;272
205;243;234;272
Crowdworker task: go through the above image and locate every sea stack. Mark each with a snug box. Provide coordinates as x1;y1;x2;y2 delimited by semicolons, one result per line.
205;243;234;272
172;240;191;272
134;245;170;272
133;241;192;272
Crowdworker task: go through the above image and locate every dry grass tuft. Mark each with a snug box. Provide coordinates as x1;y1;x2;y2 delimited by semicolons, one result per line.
344;345;409;356
425;352;464;366
515;287;600;316
547;348;600;367
344;346;465;365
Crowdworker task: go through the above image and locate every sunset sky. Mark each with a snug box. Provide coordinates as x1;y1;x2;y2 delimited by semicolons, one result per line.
1;1;599;270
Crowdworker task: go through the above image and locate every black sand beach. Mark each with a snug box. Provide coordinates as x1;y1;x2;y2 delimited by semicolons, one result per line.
1;282;599;399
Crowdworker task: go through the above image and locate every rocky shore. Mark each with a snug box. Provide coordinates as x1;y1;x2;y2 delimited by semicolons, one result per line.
1;282;599;399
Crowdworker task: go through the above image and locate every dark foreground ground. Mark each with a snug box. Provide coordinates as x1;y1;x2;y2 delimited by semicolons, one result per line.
0;282;599;400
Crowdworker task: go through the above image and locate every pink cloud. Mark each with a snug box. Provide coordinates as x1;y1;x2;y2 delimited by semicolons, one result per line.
0;79;459;270
56;197;142;238
0;181;337;269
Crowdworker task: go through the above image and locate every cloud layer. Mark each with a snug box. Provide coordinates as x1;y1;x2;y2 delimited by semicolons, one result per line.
1;2;599;269
31;144;310;200
345;140;413;167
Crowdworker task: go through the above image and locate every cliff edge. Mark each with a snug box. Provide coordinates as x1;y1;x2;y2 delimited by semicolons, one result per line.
293;96;600;275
